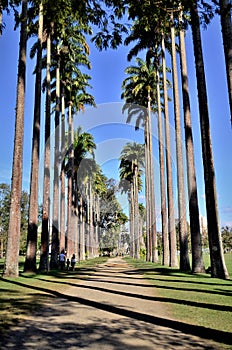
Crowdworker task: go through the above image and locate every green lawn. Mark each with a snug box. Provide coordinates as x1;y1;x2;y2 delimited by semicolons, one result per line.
125;254;232;347
0;254;231;348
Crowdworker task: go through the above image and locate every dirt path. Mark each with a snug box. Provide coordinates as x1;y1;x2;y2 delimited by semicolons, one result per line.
1;257;230;349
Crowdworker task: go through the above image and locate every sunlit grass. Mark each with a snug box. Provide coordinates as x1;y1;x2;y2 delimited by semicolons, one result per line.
0;254;231;348
125;254;232;336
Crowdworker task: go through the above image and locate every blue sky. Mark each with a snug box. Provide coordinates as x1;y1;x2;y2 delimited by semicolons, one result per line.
0;10;232;229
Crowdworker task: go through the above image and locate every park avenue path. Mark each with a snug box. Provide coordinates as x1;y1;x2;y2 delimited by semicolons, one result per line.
1;257;229;349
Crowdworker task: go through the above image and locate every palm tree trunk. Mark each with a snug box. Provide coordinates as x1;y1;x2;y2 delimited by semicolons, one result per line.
79;195;85;261
162;36;178;267
147;88;158;262
24;2;43;273
39;28;51;272
85;183;90;259
66;102;75;259
3;0;28;277
179;10;205;273
130;182;135;257
144;114;152;261
95;195;100;256
156;70;169;266
219;0;232;122
190;2;229;279
88;180;94;258
170;12;190;271
134;164;140;259
59;89;66;253
50;48;61;269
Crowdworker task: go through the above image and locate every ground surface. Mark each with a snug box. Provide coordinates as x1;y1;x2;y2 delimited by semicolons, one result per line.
1;257;231;349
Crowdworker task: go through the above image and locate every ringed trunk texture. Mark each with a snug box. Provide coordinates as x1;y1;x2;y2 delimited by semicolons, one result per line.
39;29;51;272
179;11;205;273
24;2;43;273
162;36;178;267
156;70;169;266
50;51;61;269
3;0;28;278
190;3;229;279
66;102;75;259
170;13;190;271
59;91;66;253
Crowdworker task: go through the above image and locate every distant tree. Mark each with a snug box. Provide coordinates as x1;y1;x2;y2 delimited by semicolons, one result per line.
20;191;29;255
119;142;145;259
0;183;29;257
0;184;11;257
221;226;232;252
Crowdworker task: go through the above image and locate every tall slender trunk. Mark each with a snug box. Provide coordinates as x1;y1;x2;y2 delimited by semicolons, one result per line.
130;182;135;258
156;70;169;266
24;2;43;273
50;48;61;269
170;12;190;271
147;88;158;262
39;28;51;272
66;102;75;258
94;195;100;256
79;195;85;260
3;0;28;278
190;3;229;279
162;36;178;267
85;183;90;259
134;163;140;259
219;0;232;122
59;89;66;253
144;114;151;261
179;11;205;273
88;180;94;258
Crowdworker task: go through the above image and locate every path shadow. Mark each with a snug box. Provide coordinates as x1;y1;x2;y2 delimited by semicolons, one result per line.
1;277;232;347
35;276;232;313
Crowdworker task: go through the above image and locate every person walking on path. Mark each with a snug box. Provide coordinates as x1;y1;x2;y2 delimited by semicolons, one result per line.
71;254;76;271
59;251;66;270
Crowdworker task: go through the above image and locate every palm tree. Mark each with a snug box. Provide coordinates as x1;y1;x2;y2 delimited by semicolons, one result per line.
161;36;178;268
190;1;229;279
218;0;232;121
63;76;95;260
124;3;178;266
121;58;160;262
170;11;190;271
66;101;75;259
39;23;52;272
59;87;66;253
77;158;99;259
3;0;28;277
92;166;107;256
50;45;61;269
155;64;169;266
119;142;145;259
178;9;205;273
24;1;44;273
0;0;9;36
66;128;96;259
119;168;134;257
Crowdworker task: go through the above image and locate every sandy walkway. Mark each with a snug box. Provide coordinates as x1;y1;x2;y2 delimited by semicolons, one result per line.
1;257;230;349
